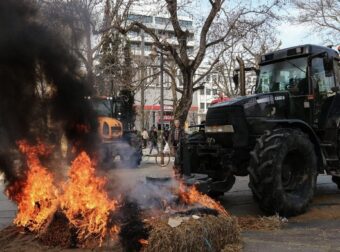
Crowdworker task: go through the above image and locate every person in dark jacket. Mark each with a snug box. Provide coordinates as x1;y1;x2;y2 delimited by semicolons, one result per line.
168;119;185;155
149;126;159;154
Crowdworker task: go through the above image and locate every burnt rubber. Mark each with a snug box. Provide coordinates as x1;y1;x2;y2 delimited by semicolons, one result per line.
248;128;317;217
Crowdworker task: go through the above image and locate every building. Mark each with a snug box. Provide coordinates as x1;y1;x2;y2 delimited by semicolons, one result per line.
126;4;198;130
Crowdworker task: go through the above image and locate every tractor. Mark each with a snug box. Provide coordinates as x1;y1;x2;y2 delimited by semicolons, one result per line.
175;44;340;217
87;90;142;168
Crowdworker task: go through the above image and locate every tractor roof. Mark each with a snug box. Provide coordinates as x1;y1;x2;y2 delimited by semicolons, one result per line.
260;44;339;65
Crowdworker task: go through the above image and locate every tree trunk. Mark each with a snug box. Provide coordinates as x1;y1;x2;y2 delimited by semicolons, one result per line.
174;69;194;127
170;67;178;113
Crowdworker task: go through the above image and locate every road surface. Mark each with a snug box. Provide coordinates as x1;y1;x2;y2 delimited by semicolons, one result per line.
1;158;340;251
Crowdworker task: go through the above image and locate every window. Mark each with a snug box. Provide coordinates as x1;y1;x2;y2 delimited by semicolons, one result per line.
206;75;210;82
312;57;335;94
128;14;153;23
144;44;151;52
130;42;140;51
257;57;307;94
155;17;169;25
200;103;205;110
128;30;139;37
179;20;193;28
212;74;217;82
334;60;340;86
213;89;218;95
200;88;204;95
206;88;211;95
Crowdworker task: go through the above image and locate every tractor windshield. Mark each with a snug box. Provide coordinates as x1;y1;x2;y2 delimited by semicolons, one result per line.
91;99;112;117
256;57;308;95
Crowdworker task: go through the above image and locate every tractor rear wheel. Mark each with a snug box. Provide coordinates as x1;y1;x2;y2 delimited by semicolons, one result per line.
248;128;317;217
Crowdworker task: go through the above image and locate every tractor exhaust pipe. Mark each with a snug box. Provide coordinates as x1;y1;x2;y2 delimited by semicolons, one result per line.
236;56;246;96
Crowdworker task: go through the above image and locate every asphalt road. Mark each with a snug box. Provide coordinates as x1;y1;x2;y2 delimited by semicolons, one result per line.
1;157;340;251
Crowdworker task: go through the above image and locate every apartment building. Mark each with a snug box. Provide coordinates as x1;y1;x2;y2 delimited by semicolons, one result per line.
126;6;199;130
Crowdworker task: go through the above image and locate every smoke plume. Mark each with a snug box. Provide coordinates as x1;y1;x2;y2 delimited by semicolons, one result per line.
0;0;98;183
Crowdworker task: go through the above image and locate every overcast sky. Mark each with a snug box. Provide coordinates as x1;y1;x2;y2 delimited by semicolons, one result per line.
197;0;327;49
278;22;324;48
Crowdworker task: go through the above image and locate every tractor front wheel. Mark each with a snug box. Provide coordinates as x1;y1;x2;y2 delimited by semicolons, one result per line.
248;128;317;217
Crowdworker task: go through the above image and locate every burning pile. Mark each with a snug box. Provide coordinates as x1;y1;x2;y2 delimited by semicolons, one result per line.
6;141;119;248
1;140;240;251
0;2;239;250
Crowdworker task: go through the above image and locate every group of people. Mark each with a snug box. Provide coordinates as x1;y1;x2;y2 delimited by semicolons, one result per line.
141;119;185;155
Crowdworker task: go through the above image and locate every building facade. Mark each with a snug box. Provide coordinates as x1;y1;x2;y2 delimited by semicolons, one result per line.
126;6;199;130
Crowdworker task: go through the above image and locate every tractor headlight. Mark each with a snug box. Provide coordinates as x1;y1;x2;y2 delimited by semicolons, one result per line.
103;122;110;135
205;125;234;133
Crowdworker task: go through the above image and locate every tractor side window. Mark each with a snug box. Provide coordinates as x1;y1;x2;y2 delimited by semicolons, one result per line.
334;60;340;86
311;58;335;95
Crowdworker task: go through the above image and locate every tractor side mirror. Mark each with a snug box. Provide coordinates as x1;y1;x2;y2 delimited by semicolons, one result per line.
233;73;239;90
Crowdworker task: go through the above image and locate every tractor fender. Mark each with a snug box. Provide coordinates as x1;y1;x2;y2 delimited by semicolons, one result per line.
264;119;326;171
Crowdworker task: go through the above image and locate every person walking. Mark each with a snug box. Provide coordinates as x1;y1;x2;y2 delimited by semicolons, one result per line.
169;119;185;155
149;126;159;154
141;128;149;148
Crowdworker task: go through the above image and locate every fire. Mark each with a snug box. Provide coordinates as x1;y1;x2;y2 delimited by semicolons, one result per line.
7;141;118;246
139;239;149;246
6;140;58;232
178;182;229;216
60;151;118;244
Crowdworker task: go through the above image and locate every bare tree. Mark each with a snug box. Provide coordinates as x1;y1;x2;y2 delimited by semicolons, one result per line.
110;0;279;126
292;0;340;44
210;20;282;98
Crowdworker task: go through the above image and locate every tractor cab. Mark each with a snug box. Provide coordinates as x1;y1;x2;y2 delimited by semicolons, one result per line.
86;96;123;141
256;44;340;127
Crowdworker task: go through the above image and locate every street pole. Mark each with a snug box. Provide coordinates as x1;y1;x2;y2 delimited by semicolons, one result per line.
160;52;164;165
140;30;145;129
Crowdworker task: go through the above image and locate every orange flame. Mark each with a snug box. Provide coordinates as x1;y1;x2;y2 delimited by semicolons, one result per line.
139;239;149;246
60;151;118;244
6;140;58;232
178;182;229;216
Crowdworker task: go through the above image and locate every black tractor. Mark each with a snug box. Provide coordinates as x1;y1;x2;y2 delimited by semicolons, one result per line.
175;44;340;217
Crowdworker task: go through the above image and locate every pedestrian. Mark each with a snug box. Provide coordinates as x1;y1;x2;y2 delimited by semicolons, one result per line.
141;128;149;148
169;119;185;155
161;125;169;148
149;126;159;154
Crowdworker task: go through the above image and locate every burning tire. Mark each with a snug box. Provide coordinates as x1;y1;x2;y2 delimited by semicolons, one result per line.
332;176;340;190
248;128;317;217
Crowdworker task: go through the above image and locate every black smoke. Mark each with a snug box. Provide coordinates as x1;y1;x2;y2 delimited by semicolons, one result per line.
0;0;98;183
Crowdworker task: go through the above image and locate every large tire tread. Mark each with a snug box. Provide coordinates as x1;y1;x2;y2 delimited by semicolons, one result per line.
248;128;317;217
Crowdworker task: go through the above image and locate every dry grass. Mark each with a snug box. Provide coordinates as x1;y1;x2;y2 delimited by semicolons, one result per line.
221;242;243;252
144;215;240;252
237;215;284;231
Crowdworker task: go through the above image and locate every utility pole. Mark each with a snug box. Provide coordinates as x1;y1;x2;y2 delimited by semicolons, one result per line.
140;30;145;129
160;51;164;165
